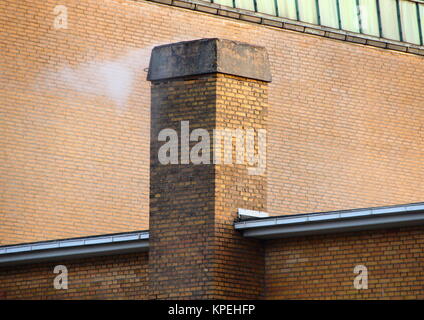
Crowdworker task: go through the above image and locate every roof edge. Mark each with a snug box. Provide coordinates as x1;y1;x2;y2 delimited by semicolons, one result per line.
144;0;424;57
0;231;150;267
235;202;424;239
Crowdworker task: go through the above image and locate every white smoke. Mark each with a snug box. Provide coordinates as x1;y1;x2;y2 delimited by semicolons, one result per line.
36;46;154;113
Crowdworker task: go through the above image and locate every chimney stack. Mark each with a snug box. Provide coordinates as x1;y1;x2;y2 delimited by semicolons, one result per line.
147;38;271;299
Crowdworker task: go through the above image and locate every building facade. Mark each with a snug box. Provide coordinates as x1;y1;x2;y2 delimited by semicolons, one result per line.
0;0;424;299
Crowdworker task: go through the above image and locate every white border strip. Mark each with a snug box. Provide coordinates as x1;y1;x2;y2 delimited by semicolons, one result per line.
238;208;270;220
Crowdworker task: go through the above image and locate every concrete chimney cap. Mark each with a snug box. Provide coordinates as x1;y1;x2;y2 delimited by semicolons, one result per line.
147;38;272;82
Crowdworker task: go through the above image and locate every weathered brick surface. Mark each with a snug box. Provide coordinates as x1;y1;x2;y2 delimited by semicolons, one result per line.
265;226;424;299
0;252;149;299
212;74;267;299
148;72;267;299
1;0;424;245
148;75;216;299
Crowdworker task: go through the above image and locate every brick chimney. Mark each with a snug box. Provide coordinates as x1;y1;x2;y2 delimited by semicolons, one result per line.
147;38;271;299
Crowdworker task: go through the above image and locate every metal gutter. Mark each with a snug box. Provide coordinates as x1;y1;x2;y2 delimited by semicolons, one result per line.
234;202;424;239
0;231;149;267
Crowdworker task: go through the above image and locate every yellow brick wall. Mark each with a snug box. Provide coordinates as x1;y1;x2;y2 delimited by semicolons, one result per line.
1;0;152;244
2;0;424;245
0;252;149;299
1;0;424;300
265;226;424;299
